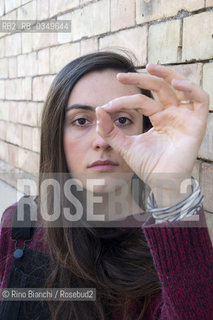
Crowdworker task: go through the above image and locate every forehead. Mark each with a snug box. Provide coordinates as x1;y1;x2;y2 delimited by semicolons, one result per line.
67;69;141;108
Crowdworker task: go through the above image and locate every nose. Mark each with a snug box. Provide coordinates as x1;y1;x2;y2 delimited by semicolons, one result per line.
92;131;112;151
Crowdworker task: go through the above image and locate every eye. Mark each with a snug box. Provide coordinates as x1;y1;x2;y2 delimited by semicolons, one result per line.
72;118;90;127
114;117;132;127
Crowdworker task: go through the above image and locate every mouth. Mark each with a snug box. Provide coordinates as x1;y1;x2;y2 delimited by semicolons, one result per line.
87;160;119;171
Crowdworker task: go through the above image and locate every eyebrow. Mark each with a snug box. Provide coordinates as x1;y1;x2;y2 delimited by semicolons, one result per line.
66;104;95;112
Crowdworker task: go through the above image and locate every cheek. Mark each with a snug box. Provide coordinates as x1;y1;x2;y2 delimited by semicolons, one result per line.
63;132;84;168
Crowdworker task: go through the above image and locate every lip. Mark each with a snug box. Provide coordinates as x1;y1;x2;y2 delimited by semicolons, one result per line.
87;160;119;171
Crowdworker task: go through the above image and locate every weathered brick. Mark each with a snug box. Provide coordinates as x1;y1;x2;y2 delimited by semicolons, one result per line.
8;57;16;78
37;102;44;126
0;162;24;192
2;8;16;19
38;48;49;75
182;11;213;62
79;0;93;3
21;125;33;149
50;43;80;74
0;0;4;16
0;9;17;38
0;38;5;58
9;101;19;122
136;0;205;24
148;20;181;64
69;10;83;41
21;0;32;4
203;63;213;111
6;123;22;146
8;144;19;167
18;148;39;173
200;162;213;216
22;33;33;54
0;101;9;121
110;0;135;31
0;58;8;78
198;113;213;161
37;0;49;20
100;26;147;66
32;127;40;152
0;160;12;173
18;102;37;126
0;141;9;162
17;0;36;20
5;33;22;57
0;120;6;140
169;63;202;84
21;124;40;152
192;160;201;182
5;78;31;100
5;0;21;14
206;0;213;7
0;80;4;98
32;32;57;51
57;13;72;44
49;0;79;17
16;174;38;196
17;52;38;77
80;37;98;55
57;31;72;45
71;0;110;41
32;75;55;101
0;28;7;40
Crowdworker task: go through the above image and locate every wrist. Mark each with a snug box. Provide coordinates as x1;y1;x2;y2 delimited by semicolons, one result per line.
148;175;192;208
146;177;203;224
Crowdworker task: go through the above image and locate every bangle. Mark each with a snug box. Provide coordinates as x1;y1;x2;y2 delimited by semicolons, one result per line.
146;177;204;224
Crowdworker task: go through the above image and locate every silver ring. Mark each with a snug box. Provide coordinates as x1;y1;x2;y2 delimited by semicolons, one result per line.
179;99;194;105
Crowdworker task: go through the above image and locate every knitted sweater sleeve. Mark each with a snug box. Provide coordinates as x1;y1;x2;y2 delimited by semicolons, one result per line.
142;208;213;320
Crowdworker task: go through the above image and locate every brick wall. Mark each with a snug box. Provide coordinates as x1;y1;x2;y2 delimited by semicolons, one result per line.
0;0;213;221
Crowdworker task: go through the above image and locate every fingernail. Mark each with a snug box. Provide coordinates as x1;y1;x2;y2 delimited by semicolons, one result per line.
146;63;154;68
117;72;129;79
117;72;126;76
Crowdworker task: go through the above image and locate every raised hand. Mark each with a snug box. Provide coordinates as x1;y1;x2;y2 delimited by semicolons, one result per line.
96;64;209;205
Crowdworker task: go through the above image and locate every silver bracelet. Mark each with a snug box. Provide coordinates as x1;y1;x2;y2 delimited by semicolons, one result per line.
146;177;204;224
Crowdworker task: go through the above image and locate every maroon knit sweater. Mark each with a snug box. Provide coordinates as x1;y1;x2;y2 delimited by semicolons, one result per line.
0;203;213;319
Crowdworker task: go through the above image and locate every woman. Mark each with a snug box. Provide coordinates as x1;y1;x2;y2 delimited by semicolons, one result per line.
0;51;212;320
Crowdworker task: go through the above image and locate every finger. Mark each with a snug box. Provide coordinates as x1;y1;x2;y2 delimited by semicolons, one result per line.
146;64;186;84
96;107;133;157
172;79;209;103
172;79;210;119
117;72;178;107
100;94;163;117
146;63;188;102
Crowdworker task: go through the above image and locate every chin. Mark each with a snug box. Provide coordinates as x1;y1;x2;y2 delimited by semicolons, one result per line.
71;172;133;193
87;175;132;195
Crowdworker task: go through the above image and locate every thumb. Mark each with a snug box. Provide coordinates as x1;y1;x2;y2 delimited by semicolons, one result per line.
96;107;131;155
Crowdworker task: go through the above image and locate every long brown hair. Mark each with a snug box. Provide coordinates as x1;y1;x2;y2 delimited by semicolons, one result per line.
39;51;161;320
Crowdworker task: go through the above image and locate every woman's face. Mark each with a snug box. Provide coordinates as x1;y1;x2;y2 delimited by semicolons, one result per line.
64;69;142;193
